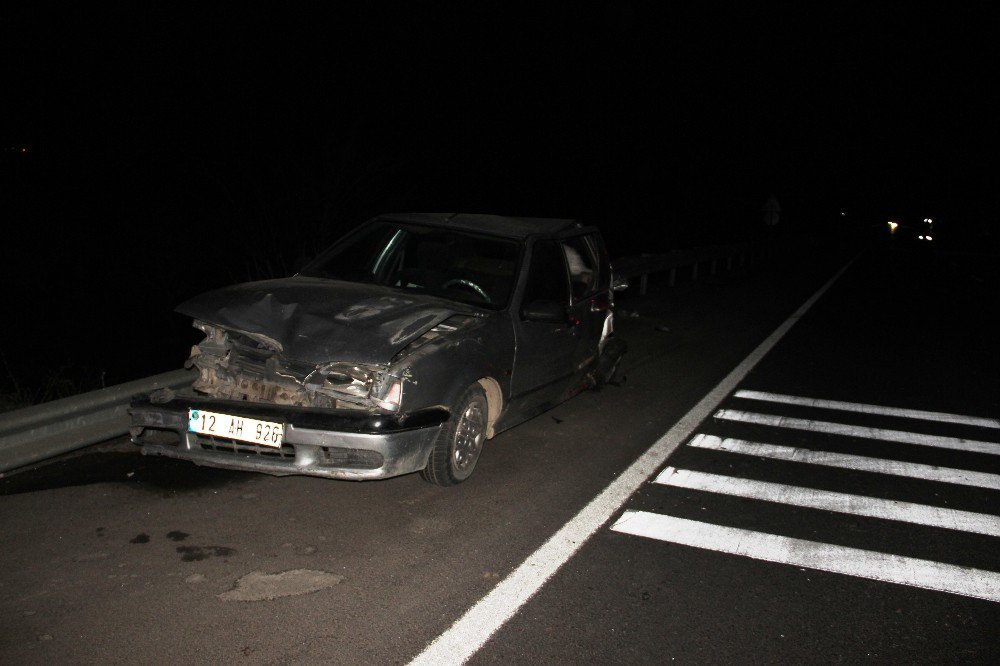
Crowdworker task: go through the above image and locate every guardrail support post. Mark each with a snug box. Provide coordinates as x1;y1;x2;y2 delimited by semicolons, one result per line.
668;267;676;287
727;255;733;271
640;273;648;296
710;259;717;275
692;262;699;281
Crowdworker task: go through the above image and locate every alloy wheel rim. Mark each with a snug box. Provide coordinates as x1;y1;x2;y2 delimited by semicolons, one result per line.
453;400;486;473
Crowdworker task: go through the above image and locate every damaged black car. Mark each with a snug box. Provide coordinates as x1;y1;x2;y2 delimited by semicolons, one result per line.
130;214;626;485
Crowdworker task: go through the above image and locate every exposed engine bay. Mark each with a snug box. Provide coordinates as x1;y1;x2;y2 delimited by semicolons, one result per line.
185;321;402;411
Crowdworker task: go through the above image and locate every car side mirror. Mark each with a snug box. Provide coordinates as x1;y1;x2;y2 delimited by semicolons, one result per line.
611;273;629;292
521;299;568;323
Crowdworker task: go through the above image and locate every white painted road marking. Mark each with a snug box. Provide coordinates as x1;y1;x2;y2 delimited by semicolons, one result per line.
405;253;861;666
733;390;1000;430
610;511;1000;603
654;467;1000;538
688;434;1000;490
714;409;1000;457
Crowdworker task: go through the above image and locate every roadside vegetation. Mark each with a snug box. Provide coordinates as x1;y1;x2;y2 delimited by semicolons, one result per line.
1;354;106;414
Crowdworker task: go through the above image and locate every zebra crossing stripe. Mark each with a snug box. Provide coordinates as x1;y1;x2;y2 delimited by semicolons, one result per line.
611;511;1000;603
654;467;1000;538
732;390;1000;429
713;409;1000;456
688;434;1000;491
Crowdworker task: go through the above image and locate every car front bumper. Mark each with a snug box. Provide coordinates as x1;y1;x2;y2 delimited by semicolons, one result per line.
129;395;447;480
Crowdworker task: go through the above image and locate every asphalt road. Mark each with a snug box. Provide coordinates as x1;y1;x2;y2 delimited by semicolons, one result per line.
2;238;996;664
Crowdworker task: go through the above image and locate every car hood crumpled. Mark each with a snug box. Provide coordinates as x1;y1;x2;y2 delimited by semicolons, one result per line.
176;276;468;366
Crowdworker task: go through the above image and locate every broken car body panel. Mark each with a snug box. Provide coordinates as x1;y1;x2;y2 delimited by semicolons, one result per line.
130;213;624;482
176;277;465;366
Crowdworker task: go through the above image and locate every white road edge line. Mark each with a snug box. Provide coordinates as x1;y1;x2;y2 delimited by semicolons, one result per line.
714;409;1000;456
688;434;1000;491
655;467;1000;538
732;390;1000;429
611;511;1000;603
406;256;861;666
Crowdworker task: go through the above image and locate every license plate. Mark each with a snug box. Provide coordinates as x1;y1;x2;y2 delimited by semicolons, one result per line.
188;409;284;448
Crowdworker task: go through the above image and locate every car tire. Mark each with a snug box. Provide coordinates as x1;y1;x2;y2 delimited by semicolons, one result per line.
421;384;489;486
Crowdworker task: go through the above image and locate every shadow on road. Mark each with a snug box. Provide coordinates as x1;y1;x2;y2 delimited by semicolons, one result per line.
0;450;254;496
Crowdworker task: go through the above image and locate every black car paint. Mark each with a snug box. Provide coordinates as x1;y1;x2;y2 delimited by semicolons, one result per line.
132;214;621;480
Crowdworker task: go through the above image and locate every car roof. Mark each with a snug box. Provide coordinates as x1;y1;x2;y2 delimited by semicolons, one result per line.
376;213;584;239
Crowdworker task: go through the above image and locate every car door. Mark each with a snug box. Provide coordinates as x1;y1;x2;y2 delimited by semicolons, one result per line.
508;238;579;415
558;230;611;370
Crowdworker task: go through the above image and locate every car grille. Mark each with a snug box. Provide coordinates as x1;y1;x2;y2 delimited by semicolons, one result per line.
320;447;384;470
142;431;384;471
134;427;182;447
197;434;296;459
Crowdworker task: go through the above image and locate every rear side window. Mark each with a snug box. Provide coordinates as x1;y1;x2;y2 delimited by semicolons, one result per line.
521;240;570;306
561;235;600;301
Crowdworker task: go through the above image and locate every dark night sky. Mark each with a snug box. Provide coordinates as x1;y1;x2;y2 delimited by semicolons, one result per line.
2;2;997;393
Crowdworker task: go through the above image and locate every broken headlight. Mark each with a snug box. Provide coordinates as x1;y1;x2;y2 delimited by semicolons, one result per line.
305;363;373;398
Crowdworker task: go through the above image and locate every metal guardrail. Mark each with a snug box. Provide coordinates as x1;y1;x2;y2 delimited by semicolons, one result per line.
613;241;760;295
0;368;196;474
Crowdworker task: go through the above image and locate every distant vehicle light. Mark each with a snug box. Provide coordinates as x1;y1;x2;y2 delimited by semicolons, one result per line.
888;221;899;232
926;235;933;241
918;235;925;240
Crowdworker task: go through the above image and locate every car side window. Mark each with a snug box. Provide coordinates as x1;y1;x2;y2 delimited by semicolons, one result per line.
521;240;570;307
561;235;600;301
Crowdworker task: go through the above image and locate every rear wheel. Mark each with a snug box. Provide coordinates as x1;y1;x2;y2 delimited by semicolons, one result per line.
421;385;488;486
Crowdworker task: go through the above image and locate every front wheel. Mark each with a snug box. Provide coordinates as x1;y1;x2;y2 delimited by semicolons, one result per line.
421;385;488;486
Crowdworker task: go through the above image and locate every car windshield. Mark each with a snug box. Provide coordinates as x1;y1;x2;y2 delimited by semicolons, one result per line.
299;222;521;309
